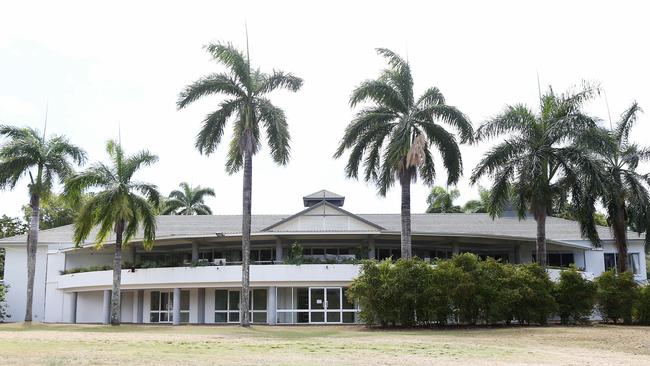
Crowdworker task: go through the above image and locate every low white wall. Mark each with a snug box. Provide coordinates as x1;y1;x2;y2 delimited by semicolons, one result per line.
57;264;361;291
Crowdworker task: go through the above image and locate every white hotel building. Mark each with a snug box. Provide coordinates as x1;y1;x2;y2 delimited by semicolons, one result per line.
0;190;646;325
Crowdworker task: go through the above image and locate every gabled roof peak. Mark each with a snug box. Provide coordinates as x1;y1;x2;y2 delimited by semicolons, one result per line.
303;189;345;207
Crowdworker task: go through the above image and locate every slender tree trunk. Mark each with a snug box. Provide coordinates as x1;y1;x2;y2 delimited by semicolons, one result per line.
24;193;40;322
613;201;628;272
110;220;125;326
240;148;252;327
535;207;547;267
399;172;412;259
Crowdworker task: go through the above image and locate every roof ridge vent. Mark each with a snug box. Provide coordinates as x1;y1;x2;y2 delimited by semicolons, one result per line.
302;189;345;207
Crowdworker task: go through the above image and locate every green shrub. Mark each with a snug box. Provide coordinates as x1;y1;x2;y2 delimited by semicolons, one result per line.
634;285;650;324
284;242;304;265
428;260;462;324
60;264;113;275
0;282;8;322
554;265;596;324
595;270;637;324
348;259;398;326
391;258;436;326
508;263;557;325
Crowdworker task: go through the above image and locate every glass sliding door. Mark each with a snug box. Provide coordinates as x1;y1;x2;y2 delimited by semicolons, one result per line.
276;287;358;324
309;288;325;323
150;290;189;323
214;288;268;323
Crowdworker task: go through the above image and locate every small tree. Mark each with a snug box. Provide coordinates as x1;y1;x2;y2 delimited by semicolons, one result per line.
554;266;596;324
595;270;637;324
509;264;557;325
348;259;398;327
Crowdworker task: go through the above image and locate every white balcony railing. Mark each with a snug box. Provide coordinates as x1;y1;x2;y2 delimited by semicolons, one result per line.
56;264;361;291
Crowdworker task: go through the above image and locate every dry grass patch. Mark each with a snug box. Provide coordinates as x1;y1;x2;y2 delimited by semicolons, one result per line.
1;323;649;365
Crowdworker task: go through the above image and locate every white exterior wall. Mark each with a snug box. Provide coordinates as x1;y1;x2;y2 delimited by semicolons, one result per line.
76;291;104;323
1;245;48;322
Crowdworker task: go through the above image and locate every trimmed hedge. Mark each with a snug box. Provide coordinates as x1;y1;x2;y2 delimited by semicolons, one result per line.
348;254;650;327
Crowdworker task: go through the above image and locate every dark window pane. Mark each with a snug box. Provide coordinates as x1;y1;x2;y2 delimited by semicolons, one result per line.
161;292;170;311
215;290;228;310
229;291;240;311
326;248;337;255
327;312;341;323
604;253;617;271
228;312;239;323
252;312;267;323
327;288;341;310
160;312;168;322
339;248;349;255
150;313;159;323
215;312;227;323
312;248;325;255
251;250;259;262
181;312;189;323
377;249;391;260
296;288;309;310
342;312;355;324
548;253;562;267
150;291;160;311
253;289;267;310
297;312;309;323
561;253;575;267
311;312;324;322
260;249;273;262
342;288;355;309
181;291;190;310
311;289;325;310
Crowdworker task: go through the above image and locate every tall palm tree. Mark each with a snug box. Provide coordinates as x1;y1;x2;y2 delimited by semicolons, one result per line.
426;186;462;213
470;85;603;266
588;102;650;272
0;125;86;322
177;42;302;326
63;140;159;325
162;182;215;215
334;49;473;258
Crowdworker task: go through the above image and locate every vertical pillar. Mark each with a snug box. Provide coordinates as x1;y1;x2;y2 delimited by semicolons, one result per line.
192;242;199;262
136;290;144;323
69;292;78;324
452;243;460;256
275;238;283;263
367;237;376;259
172;288;181;325
102;289;111;324
197;288;205;324
267;286;277;325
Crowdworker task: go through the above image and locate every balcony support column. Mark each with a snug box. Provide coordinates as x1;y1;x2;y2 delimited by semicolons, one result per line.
102;289;111;324
191;242;199;262
267;286;277;325
275;238;283;263
197;288;205;324
367;237;376;259
67;292;77;324
172;287;181;325
136;290;144;324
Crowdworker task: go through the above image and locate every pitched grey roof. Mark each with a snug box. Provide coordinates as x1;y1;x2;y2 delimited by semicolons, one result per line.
0;211;642;246
303;189;344;199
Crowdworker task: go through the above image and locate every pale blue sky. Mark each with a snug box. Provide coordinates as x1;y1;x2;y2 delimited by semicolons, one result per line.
1;0;649;217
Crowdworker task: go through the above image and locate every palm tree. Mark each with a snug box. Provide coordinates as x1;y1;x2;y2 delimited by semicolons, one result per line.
470;85;603;266
0;125;86;322
587;102;650;272
334;49;473;258
177;42;302;326
63;140;159;325
162;182;215;215
426;186;462;213
462;186;491;213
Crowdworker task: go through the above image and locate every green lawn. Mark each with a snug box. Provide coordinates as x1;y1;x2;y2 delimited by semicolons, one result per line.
1;323;649;365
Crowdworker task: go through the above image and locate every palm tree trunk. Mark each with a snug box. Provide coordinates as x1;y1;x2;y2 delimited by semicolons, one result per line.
399;172;412;259
110;219;125;325
613;201;628;272
535;207;547;267
24;193;40;322
240;148;252;327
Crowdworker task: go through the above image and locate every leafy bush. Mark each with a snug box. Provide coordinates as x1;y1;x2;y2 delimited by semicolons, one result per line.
554;265;596;324
284;242;304;265
634;285;650;324
348;259;398;326
595;270;637;324
0;282;8;322
508;263;556;325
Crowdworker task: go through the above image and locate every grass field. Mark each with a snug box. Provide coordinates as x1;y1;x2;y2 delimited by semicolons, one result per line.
1;323;650;365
